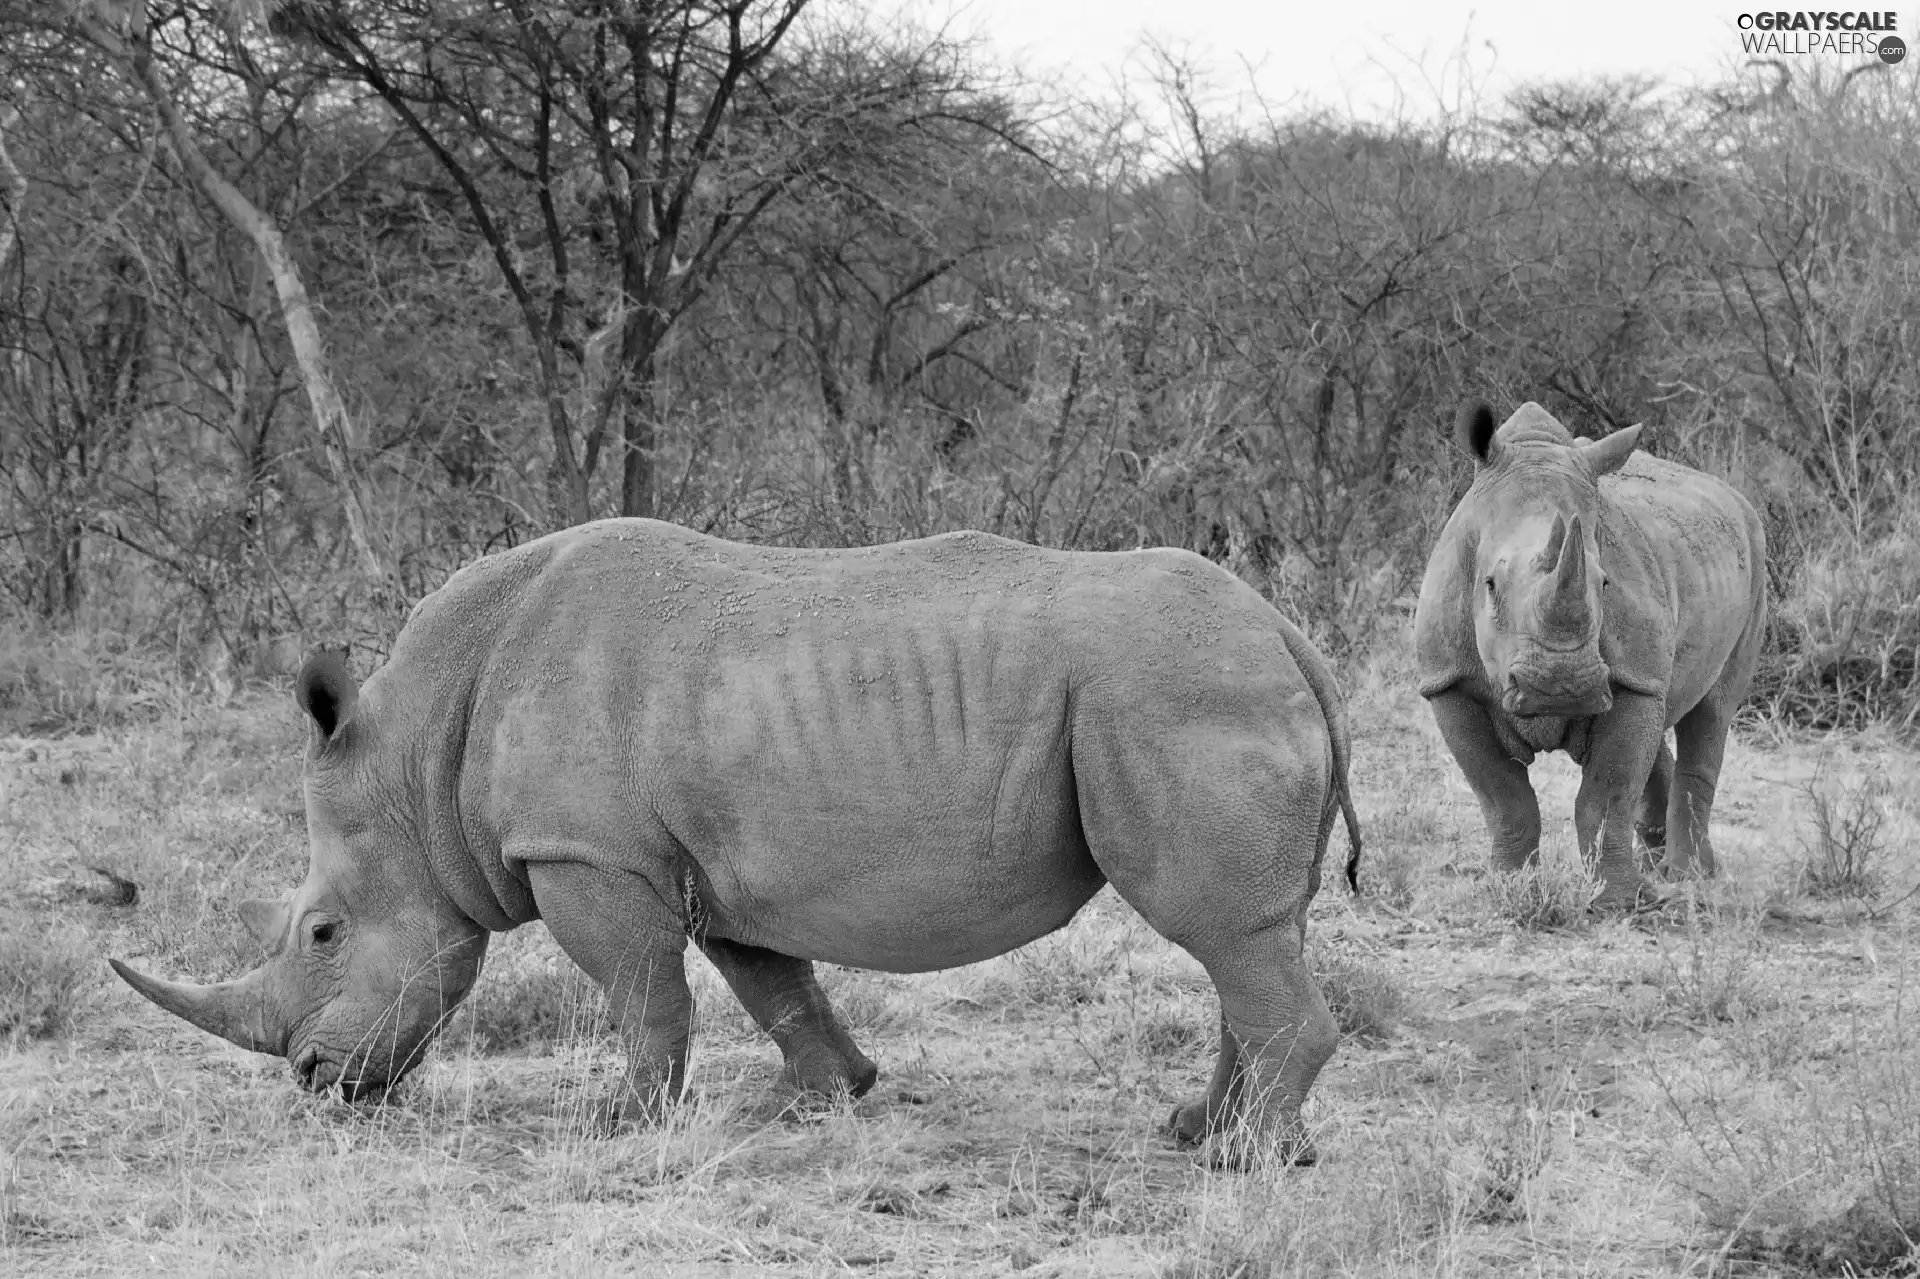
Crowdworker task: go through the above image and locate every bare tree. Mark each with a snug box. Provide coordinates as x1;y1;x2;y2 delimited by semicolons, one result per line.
271;0;966;523
68;0;400;593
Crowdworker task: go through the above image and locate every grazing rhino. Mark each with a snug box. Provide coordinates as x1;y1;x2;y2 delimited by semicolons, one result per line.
113;519;1361;1163
1414;401;1766;909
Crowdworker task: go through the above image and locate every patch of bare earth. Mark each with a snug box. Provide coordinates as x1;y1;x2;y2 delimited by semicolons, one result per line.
4;648;1918;1276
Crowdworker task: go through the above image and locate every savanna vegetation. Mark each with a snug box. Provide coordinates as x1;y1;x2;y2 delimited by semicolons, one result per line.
4;1;1920;1274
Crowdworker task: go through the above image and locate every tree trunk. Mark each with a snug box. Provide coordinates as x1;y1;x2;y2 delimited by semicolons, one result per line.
543;371;592;527
38;505;83;619
0;105;24;278
617;310;663;520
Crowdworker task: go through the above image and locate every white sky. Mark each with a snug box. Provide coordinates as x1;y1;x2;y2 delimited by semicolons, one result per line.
885;1;1864;119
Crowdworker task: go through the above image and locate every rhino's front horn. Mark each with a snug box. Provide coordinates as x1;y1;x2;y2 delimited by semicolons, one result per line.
1535;513;1593;634
110;958;290;1057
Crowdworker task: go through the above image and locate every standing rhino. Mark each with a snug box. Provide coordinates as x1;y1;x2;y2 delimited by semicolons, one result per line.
1414;402;1766;908
113;519;1360;1163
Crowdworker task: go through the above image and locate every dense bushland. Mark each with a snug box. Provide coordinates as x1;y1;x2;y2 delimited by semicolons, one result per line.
1;3;1917;729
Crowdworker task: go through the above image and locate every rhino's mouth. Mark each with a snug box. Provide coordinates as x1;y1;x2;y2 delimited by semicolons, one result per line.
1503;684;1613;719
1502;657;1613;719
294;1045;392;1103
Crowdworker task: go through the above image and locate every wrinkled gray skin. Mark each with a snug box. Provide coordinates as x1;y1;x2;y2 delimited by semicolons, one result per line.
1414;402;1766;909
113;520;1361;1164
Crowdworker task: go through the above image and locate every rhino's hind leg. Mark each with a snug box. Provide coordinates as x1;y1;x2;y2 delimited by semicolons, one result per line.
1170;959;1336;1169
1168;1013;1244;1146
1637;738;1674;860
526;860;694;1126
1665;701;1732;879
1662;577;1764;881
1427;692;1542;871
1071;703;1337;1167
697;937;878;1100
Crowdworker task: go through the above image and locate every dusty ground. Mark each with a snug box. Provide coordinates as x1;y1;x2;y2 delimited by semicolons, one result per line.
3;638;1917;1277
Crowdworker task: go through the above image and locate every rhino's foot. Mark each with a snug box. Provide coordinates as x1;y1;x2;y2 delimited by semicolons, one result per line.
583;1096;628;1135
1589;876;1675;916
757;1080;882;1126
1168;1100;1213;1146
779;1049;879;1100
1240;1131;1318;1171
586;1079;693;1133
1169;1104;1317;1170
1654;853;1717;883
1171;1115;1317;1171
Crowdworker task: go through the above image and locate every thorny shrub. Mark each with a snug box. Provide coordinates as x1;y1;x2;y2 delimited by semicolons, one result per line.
1795;769;1891;901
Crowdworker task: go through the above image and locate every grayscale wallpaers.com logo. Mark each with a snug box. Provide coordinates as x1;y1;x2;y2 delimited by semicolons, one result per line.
1737;11;1907;62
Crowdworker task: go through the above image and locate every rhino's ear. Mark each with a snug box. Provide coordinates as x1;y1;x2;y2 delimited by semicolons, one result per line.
1578;423;1642;477
238;898;289;952
295;650;359;745
1453;400;1499;466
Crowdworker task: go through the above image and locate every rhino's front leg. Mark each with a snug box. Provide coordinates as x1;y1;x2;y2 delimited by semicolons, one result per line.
1575;694;1666;910
527;860;693;1124
1427;691;1541;871
696;936;878;1100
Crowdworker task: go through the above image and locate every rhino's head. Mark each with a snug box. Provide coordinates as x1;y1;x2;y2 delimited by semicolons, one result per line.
112;653;488;1099
1451;400;1641;719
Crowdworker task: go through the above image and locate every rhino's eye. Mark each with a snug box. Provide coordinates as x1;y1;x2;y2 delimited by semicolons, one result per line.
310;921;338;947
1484;576;1496;594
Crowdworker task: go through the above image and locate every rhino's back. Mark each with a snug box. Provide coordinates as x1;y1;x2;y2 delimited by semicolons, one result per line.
1599;453;1765;715
445;518;1305;684
417;521;1325;968
1604;453;1761;564
1598;451;1764;646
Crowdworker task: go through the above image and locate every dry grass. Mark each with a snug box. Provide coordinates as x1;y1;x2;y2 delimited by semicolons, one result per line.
0;914;91;1044
1310;942;1405;1045
4;633;1920;1275
1484;841;1600;934
0;619;186;737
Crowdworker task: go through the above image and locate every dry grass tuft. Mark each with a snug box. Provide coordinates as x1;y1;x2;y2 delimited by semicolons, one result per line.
1357;842;1420;912
1485;844;1598;932
1759;508;1920;733
0;621;182;736
0;914;92;1044
1310;943;1404;1044
1647;911;1777;1028
1675;1043;1920;1276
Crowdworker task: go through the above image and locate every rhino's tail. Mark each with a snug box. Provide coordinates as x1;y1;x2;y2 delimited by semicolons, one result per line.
1327;697;1363;896
1273;614;1364;895
1337;763;1363;895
